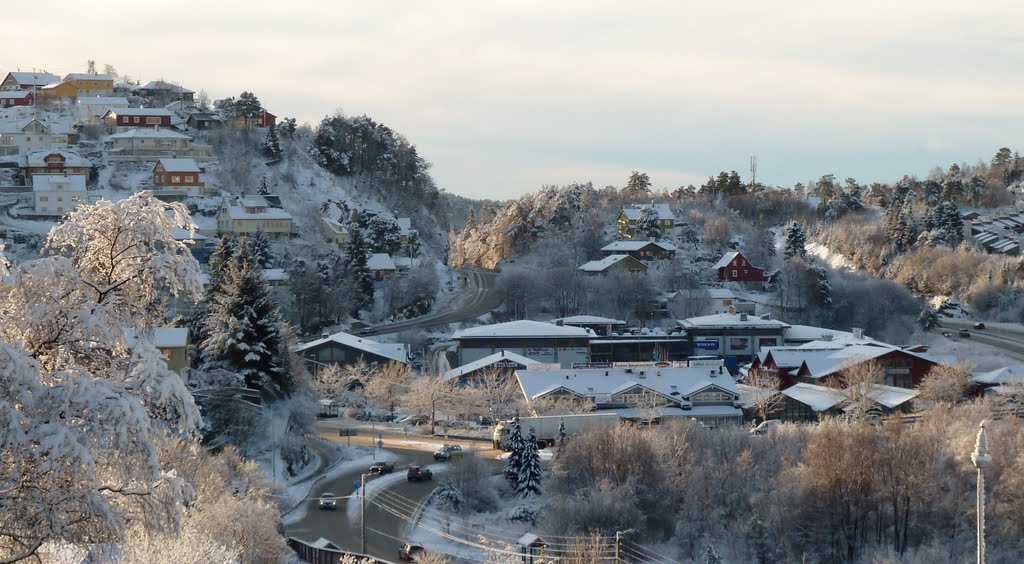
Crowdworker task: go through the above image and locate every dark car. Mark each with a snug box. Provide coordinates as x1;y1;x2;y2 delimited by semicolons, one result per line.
369;461;395;475
407;466;433;482
399;543;426;561
433;444;464;462
974;322;986;329
959;329;971;338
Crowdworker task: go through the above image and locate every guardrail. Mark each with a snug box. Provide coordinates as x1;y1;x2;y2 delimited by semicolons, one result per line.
287;537;395;564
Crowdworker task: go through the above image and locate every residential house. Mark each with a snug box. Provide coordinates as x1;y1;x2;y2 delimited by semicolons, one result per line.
616;203;676;239
186;112;222;130
319;213;349;249
76;96;130;122
217;196;296;240
294;330;408;375
105;128;202;159
452;320;594;368
63;73;115;96
103;108;175;130
515;363;742;426
137;80;195;103
0;71;60;91
600;240;677;261
172;227;212;263
443;350;540;384
0;91;33;108
397;217;416;243
20;150;91;181
678;312;791;369
367;253;397;279
0;117;73;156
971;365;1024;397
32;174;86;215
578;254;648;276
153;158;204;198
39;81;79;101
262;268;290;287
125;328;191;378
230;109;276;129
714;251;765;282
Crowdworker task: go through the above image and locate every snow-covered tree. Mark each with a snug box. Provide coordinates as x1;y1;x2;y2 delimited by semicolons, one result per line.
344;228;374;315
364;362;412;417
503;419;525;487
783;221;807;260
557;418;568;451
246;230;273;268
228;91;263;130
398;375;448;435
435;480;466;514
702;540;723;564
262;122;282;159
622;170;652;198
517;428;543;498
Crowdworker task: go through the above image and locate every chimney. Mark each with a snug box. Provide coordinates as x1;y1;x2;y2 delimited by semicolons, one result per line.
710;369;717;378
739;313;748;321
501;350;505;357
852;327;863;339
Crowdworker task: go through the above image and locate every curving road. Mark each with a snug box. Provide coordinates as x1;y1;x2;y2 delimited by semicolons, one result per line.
362;268;501;337
937;319;1024;361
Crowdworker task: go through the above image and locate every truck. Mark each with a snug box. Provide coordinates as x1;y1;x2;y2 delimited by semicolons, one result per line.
492;413;623;450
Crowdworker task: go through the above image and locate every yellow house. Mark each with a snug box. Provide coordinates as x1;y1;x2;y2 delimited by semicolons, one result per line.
126;328;190;378
217;195;296;240
40;81;79;100
63;73;115;96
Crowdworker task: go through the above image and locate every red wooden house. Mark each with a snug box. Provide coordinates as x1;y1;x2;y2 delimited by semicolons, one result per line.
0;91;34;108
20;151;92;181
714;251;765;282
102;108;175;129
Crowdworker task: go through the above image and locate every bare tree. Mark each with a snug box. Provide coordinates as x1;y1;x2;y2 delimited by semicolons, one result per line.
746;368;785;422
915;362;972;406
364;361;412;417
826;359;885;420
400;375;450;434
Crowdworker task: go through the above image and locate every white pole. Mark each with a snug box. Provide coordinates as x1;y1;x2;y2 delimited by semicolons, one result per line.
971;420;992;564
360;473;367;554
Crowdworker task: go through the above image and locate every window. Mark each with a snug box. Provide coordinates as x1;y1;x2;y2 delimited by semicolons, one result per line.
758;338;777;349
133;116;140;123
171;175;180;183
692;390;733;403
184;175;194;183
39;196;48;202
145;117;161;125
732;269;738;277
728;337;749;351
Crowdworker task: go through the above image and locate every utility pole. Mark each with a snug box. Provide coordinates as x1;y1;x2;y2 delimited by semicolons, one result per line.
972;420;992;564
615;529;635;563
360;473;367;554
749;155;758;191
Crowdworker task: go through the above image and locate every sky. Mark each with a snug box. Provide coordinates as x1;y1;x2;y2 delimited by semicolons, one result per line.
3;1;1023;200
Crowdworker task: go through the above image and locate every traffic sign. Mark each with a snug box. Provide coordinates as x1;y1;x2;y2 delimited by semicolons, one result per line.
353;480;361;492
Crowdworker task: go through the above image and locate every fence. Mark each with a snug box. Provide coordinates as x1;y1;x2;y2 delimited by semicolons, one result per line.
287;537;394;564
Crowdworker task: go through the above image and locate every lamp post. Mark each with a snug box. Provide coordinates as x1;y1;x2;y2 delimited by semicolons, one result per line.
614;529;635;563
971;420;992;564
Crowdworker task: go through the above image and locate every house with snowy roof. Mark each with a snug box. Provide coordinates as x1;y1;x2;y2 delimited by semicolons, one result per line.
32;174;86;215
217;195;295;240
137;80;195;103
103;107;175;130
452;320;594;368
125;327;191;377
714;251;765;282
185;112;223;131
153;158;204;198
443;350;540;384
516;364;742;425
397;217;417;243
106;127;197;158
600;240;677;261
294;330;409;374
0;91;33;108
972;364;1024;397
63;73;114;96
0;71;60;91
0;116;73;156
319;213;349;250
76;96;130;122
551;315;627;337
367;253;397;279
20;150;91;181
740;381;918;422
578;254;648;276
616;203;676;239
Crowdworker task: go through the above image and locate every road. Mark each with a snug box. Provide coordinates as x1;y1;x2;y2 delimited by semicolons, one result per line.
286;426;502;563
937;319;1024;361
363;268;501;337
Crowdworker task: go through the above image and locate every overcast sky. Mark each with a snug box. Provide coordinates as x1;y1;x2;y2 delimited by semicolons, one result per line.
3;1;1023;200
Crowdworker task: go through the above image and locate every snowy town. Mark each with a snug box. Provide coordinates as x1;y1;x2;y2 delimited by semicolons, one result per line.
4;4;1024;564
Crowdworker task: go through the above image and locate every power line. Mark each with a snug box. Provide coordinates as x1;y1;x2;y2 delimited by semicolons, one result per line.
623;540;684;564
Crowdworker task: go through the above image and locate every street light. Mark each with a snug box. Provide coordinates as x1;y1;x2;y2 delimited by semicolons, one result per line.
971;420;992;564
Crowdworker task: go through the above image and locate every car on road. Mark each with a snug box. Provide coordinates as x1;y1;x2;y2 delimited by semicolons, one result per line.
369;461;395;475
974;322;986;329
407;466;433;482
959;329;971;338
433;444;464;462
398;542;426;561
942;331;953;338
750;420;782;435
318;492;337;510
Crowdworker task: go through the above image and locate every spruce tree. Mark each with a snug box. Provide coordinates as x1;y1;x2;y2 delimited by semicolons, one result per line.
247;230;273;269
556;418;567;451
517;428;543;498
262;123;282;159
345;228;374;316
503;420;525;487
258;175;271;196
702;541;723;564
783;221;807;260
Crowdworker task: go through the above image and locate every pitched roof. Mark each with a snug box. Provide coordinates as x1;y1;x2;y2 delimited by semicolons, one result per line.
156;158;201;173
24;150;90;168
516;365;738;404
64;73;114;81
221;201;292;221
294;331;408;364
125;327;189;349
704;288;738;299
782;383;846;412
452;320;593;340
106;107;174;117
799;344;936;381
0;91;33;100
846;383;919;410
32;175;86;190
261;268;289;282
443;351;540;381
367;253;396;271
551;315;627;325
600;240;678;253
579;254;646;273
139;80;195;94
713;251;740;269
621;203;674;221
77;96;129;106
4;71;60;87
973;365;1024;386
107;127;190;140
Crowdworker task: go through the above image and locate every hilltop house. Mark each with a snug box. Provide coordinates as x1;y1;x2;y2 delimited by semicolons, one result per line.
105;128;206;159
63;73;114;96
367;253;397;279
294;331;408;375
186;112;222;131
103;108;175;130
714;251;766;282
39;81;79;101
217;196;295;240
0;91;34;108
137;80;195;104
20;150;91;181
32;174;86;215
600;240;677;261
617;203;676;239
230;109;276;129
153;158;205;198
0;71;60;91
578;254;648;276
0;117;74;156
76;96;130;122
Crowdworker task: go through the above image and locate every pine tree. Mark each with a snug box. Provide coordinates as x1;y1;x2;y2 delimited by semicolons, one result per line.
623;170;652;198
516;427;543;498
345;228;374;316
702;541;723;564
247;230;273;269
783;222;807;260
918;307;939;330
258;175;270;196
503;420;525;487
189;237;237;364
262;123;282;159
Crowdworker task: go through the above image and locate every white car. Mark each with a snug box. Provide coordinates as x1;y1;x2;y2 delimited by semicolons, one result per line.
318;492;337;510
750;420;782;435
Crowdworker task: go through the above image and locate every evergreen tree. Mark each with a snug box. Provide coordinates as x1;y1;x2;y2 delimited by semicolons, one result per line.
503;419;525;487
783;221;807;260
702;540;723;564
942;163;964;203
622;170;652;198
344;228;374;316
918;306;939;331
516;428;542;498
262;123;282;159
465;208;476;230
189;237;237;364
246;230;273;269
435;480;465;513
230;91;263;129
258;175;270;196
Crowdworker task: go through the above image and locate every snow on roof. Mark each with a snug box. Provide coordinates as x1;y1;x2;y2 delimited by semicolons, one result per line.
704;288;738;300
679;313;790;330
32;175;86;190
443;350;540;381
784;325;860;343
621;203;674;221
713;251;740;269
735;383;778;409
516;365;737;403
367;253;396;271
600;240;678;252
973;365;1024;386
107;127;190;140
125;327;189;349
685;405;744;418
222;202;292;221
171;227;205;241
139;80;195;94
5;71;60;87
24;150;90;168
77;96;129;106
0;91;33;99
261;268;289;282
156;158;200;173
65;73;114;81
793;344;935;381
847;383;918;409
579;254;643;272
782;383;847;412
397;217;413;234
551;315;627;325
294;331;409;364
107;107;174;117
453;320;594;340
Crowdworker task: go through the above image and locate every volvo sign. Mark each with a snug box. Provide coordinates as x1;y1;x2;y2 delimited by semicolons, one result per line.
694;339;720;350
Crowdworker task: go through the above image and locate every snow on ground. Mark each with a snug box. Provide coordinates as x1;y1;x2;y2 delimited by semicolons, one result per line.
495;448;555;462
281;447;379;525
807;241;855;270
919;332;1022;371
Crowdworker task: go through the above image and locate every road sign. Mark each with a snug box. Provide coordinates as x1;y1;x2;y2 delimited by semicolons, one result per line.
353;480;361;492
377;439;384;448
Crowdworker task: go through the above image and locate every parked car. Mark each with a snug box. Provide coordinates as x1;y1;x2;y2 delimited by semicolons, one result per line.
750;420;782;435
433;444;465;462
369;461;395;475
318;492;337;510
407;466;433;482
959;329;971;338
974;322;986;329
398;543;426;561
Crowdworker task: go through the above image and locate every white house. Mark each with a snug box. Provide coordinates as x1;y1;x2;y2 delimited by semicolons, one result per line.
76;96;130;122
0;116;73;156
32;174;86;215
106;128;203;159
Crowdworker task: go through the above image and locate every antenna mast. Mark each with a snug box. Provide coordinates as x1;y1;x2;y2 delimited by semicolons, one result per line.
749;155;758;190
